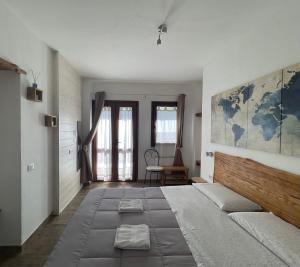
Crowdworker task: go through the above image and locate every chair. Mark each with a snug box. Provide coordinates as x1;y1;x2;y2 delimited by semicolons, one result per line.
144;148;163;184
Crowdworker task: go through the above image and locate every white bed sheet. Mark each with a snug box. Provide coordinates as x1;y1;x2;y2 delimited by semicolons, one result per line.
161;185;287;267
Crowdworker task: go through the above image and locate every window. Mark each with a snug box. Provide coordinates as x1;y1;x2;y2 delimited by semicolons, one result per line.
151;101;177;146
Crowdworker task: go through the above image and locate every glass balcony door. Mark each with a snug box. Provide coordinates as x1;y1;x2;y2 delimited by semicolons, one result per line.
93;101;138;182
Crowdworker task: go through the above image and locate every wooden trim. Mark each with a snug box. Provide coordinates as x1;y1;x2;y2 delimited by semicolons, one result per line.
191;177;207;183
132;102;139;182
105;100;139;105
111;103;120;181
214;152;300;228
0;246;22;256
151;101;177;147
0;57;26;75
150;102;157;147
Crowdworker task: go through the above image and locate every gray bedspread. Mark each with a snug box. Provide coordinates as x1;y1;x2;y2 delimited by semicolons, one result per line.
44;187;197;267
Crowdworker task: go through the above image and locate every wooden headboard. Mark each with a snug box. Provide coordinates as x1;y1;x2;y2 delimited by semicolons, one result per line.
214;152;300;228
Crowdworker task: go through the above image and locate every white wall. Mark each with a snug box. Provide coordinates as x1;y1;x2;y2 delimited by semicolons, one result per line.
201;6;300;181
0;1;55;245
54;54;82;214
0;72;22;246
82;80;202;180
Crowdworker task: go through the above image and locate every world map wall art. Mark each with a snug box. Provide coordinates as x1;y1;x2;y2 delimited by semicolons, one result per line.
211;63;300;157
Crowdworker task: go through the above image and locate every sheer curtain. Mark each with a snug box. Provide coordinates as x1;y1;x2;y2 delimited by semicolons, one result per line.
156;107;177;144
97;106;112;181
118;107;133;181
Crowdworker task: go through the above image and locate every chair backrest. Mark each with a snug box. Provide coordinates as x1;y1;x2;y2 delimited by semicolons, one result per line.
144;149;160;167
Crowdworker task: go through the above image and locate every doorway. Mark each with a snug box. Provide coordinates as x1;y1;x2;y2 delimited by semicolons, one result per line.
92;100;139;182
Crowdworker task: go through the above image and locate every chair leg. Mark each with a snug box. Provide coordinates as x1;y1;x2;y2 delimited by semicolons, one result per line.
150;172;152;185
144;170;147;184
156;172;159;183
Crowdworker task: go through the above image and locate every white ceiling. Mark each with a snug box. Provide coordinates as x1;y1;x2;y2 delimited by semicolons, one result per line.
3;0;288;82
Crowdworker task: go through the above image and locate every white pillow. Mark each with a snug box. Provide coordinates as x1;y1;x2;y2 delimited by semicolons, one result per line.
229;212;300;267
193;183;261;212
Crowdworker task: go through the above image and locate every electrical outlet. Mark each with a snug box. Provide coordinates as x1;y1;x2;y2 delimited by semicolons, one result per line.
27;163;35;172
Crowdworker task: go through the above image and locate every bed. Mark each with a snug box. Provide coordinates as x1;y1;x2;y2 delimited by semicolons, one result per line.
45;187;197;267
45;153;300;267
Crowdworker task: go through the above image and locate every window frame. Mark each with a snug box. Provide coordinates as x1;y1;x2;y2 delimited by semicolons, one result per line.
151;101;178;147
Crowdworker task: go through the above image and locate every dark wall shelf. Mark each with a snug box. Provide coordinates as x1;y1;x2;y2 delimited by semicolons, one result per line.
45;115;57;127
27;87;43;102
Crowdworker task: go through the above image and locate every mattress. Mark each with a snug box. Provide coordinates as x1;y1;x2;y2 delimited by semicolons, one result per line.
44;187;197;267
162;185;288;267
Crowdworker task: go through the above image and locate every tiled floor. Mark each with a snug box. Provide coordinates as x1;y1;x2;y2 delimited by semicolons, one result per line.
0;181;157;267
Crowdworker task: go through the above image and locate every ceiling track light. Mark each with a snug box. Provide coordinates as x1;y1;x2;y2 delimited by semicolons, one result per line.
157;24;167;46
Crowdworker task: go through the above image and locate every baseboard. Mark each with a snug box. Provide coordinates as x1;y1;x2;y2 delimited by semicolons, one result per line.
0;245;22;256
57;183;82;215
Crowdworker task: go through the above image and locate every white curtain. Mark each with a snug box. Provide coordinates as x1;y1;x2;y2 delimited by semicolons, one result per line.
156;108;177;144
97;106;112;181
118;107;133;181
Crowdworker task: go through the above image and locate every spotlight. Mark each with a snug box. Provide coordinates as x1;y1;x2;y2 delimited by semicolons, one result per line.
156;24;167;46
157;35;162;46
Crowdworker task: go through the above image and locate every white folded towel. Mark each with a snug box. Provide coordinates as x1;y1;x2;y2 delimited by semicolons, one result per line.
118;199;143;213
114;224;150;250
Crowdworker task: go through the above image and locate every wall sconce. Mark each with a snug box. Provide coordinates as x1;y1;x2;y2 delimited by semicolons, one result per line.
206;151;214;157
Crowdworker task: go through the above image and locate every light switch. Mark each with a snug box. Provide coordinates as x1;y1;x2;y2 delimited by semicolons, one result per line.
27;163;35;172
